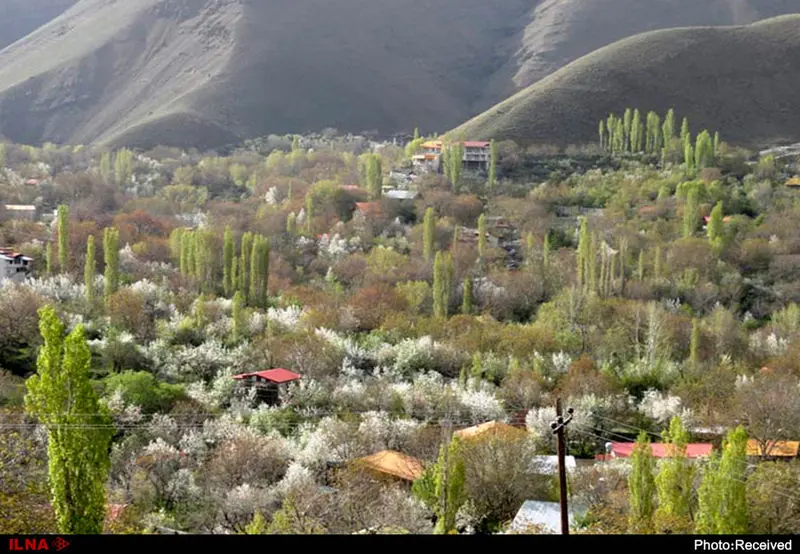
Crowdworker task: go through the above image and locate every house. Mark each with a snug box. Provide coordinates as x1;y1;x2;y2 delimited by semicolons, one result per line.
354;201;383;218
0;247;33;283
415;140;491;172
508;500;586;534
454;420;528;443
746;439;799;459
352;450;425;484
231;368;301;405
384;189;418;201
2;204;37;221
596;442;713;460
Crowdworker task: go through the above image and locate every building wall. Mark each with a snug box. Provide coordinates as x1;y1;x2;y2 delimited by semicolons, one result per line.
0;257;31;283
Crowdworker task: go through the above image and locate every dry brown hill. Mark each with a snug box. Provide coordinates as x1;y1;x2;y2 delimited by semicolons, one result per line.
0;0;799;149
0;0;77;49
453;15;800;149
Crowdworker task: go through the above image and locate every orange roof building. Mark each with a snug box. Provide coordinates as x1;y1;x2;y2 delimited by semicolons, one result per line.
353;450;425;482
454;420;528;442
746;439;799;457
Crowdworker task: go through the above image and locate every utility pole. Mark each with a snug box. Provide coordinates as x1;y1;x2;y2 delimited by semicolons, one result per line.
551;398;574;535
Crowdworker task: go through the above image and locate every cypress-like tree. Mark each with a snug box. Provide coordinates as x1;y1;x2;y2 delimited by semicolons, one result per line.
684;141;695;174
662;108;676;146
113;148;134;186
637;249;645;281
84;235;95;305
412;436;467;535
695;426;748;534
239;232;253;297
695;130;714;169
598;120;606;150
577;217;590;289
477;213;487;258
103;227;119;305
305;194;314;235
689;318;700;370
588;232;598;294
655;417;695;530
444;252;454;317
24;306;113;534
447;142;464;192
628;431;656;533
423;207;436;262
366;154;382;200
179;231;191;276
488;139;497;192
461;277;473;314
614;119;624;153
707;201;724;246
433;251;445;318
542;232;550;270
683;188;699;238
223;226;234;296
713;131;720;156
45;242;53;276
57;205;69;273
631;109;642;152
680;117;690;145
232;291;245;343
623;108;633;151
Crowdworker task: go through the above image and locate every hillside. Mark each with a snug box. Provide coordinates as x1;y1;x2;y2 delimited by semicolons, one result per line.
0;0;77;49
454;15;800;149
0;0;799;149
513;0;800;88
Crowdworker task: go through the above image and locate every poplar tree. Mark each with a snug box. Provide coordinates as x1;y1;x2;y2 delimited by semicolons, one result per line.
24;306;113;534
366;155;382;200
232;291;245;343
239;232;253;298
542;232;550;270
444;252;454;317
631;110;642;152
588;232;598;294
690;318;700;370
286;212;297;235
628;431;656;533
680;117;690;145
655;417;694;529
57;205;69;273
684;141;695;174
637;250;645;281
713;131;720;156
412;436;467;535
662;108;676;146
305;194;314;235
169;228;184;264
623;108;632;151
488;139;497;192
84;235;95;305
577;217;590;289
45;242;53;276
477;213;487;258
223;226;234;296
683;188;699;238
180;231;191;276
461;277;473;314
99;152;112;182
423;207;436;262
598;120;606;150
103;227;119;305
114;148;134;186
447;142;464;192
433;251;446;318
695;426;748;534
707;201;724;246
695;130;714;169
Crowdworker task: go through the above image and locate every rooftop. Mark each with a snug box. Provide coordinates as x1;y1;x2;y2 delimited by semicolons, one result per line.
354;450;424;481
508;501;586;534
232;368;301;384
604;442;713;459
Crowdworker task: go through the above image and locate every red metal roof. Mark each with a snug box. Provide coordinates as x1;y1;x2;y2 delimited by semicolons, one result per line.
232;368;301;383
610;442;713;459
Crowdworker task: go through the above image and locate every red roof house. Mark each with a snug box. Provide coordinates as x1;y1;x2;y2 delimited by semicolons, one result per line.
598;442;713;460
232;369;301;405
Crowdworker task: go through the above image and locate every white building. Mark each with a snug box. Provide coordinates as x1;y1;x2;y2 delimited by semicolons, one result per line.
0;247;33;283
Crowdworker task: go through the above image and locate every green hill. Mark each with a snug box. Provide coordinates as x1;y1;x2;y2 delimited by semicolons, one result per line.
453;15;800;149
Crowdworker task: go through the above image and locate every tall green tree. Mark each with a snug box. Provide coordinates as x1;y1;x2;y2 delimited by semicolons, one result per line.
461;277;473;315
444;252;454;318
113;148;134;186
239;232;253;298
84;235;95;305
683;188;699;238
423;208;436;262
713;131;720;156
487;139;497;192
662;108;676;146
305;194;314;235
655;417;695;530
412;436;467;534
599;120;606;150
286;212;297;235
631;110;642;152
690;318;700;369
57;205;69;273
477;213;487;258
446;142;464;192
24;306;113;534
577;217;590;290
695;426;748;534
223;226;235;296
103;227;119;305
695;130;714;169
232;291;245;343
433;251;446;319
45;242;53;276
646;112;662;154
623;108;633;151
707;201;724;247
366;154;383;200
684;141;695;174
628;431;656;533
680;117;690;145
99;152;112;182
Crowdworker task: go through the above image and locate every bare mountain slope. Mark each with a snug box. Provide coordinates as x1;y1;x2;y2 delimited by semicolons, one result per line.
514;0;800;88
0;0;77;49
453;15;800;149
1;0;800;149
